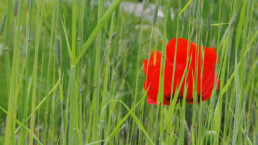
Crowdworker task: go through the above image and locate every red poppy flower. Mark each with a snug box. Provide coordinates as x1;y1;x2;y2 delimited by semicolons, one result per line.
143;38;219;105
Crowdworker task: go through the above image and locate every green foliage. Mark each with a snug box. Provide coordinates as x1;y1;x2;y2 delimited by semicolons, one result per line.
0;0;257;144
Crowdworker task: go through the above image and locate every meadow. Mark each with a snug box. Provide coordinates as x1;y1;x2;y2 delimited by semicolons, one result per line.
0;0;257;144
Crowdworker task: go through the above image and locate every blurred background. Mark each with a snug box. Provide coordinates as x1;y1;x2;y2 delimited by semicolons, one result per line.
0;0;257;144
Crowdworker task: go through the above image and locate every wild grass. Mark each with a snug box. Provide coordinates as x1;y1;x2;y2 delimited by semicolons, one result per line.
0;0;257;145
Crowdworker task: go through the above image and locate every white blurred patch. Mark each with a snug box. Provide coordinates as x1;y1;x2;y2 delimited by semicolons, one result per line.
120;2;174;22
205;130;216;135
102;1;174;23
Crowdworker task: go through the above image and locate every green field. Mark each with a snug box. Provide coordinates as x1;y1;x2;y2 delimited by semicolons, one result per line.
0;0;257;144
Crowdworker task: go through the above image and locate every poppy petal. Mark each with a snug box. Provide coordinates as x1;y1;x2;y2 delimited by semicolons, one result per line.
143;60;148;76
204;47;217;67
143;38;219;105
166;38;204;66
201;62;217;101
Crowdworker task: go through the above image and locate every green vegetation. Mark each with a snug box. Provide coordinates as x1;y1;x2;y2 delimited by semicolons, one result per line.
0;0;257;144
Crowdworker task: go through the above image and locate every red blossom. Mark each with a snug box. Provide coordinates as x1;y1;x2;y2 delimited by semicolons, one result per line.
143;38;219;105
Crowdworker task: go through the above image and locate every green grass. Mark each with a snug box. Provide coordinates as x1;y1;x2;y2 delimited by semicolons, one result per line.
0;0;257;144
